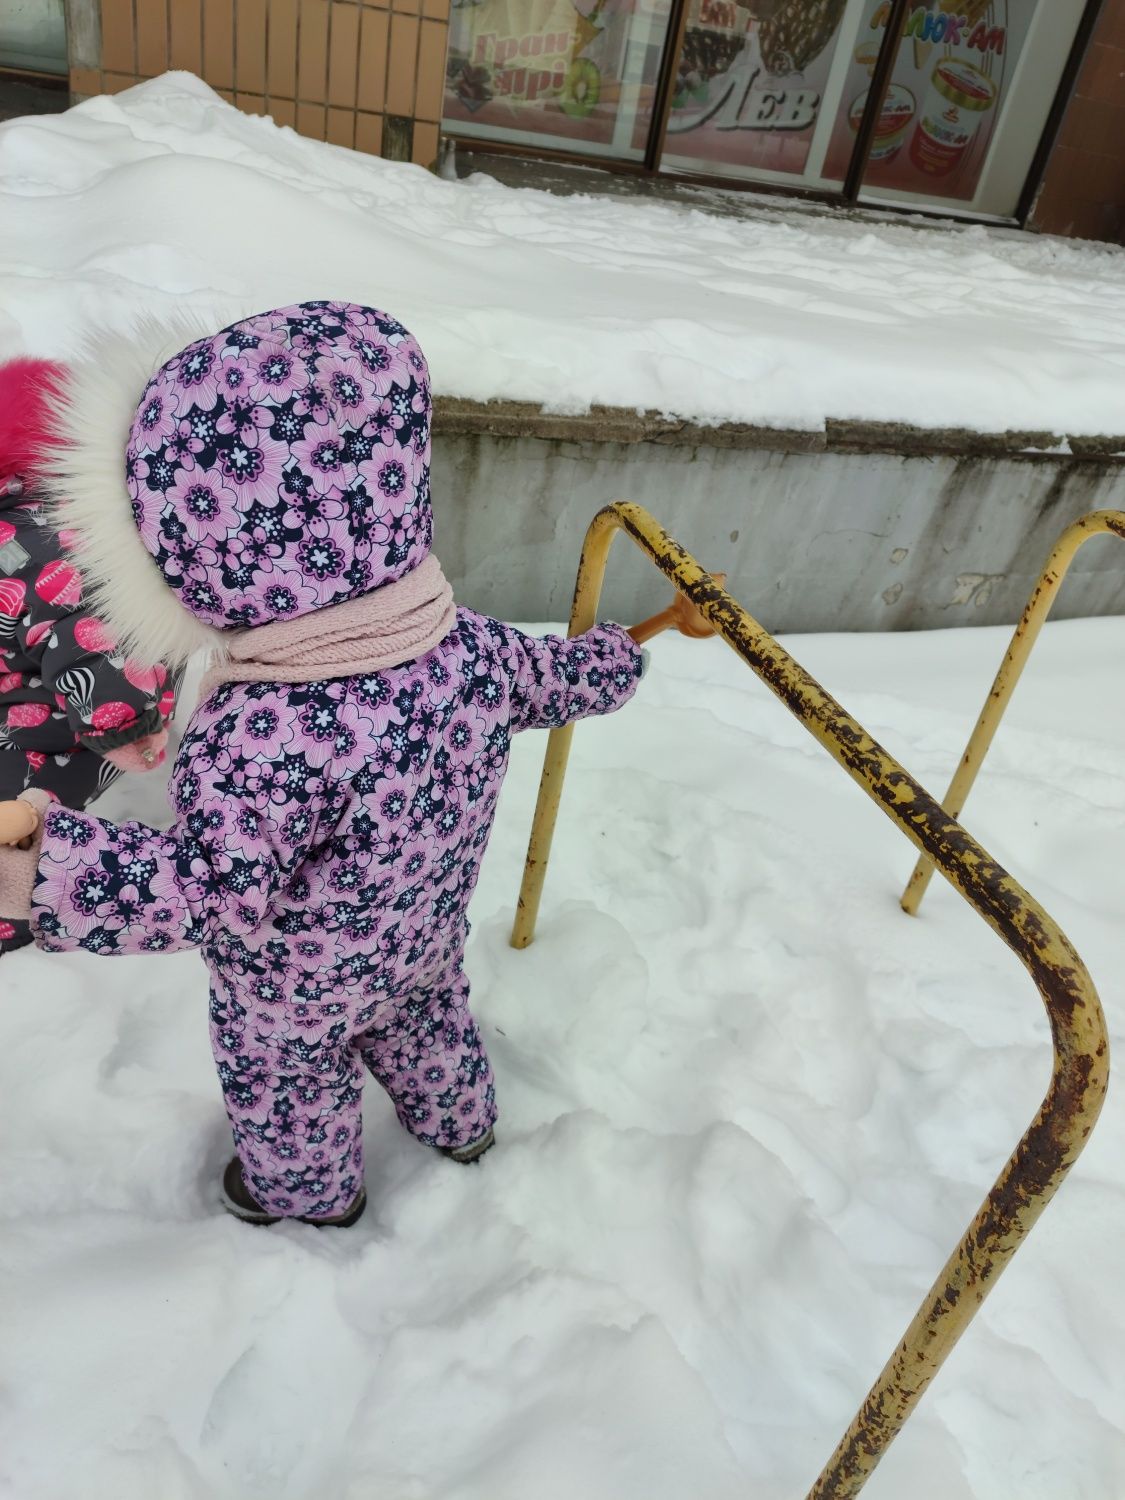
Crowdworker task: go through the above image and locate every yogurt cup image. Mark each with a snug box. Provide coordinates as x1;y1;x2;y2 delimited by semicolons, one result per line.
848;83;916;163
909;57;996;176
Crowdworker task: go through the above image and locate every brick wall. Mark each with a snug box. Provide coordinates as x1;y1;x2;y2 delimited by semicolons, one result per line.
68;0;450;167
1030;0;1125;243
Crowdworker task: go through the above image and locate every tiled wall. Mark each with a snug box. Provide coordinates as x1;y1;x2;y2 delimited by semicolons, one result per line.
1030;0;1125;243
69;0;450;166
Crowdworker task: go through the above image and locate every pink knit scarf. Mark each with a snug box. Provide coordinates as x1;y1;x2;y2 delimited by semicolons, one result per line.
199;553;456;698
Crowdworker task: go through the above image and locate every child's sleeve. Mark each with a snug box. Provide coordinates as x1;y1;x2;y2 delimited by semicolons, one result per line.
25;793;315;957
497;621;643;734
33;614;175;755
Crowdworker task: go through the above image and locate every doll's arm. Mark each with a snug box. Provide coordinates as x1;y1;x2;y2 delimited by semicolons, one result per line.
625;577;725;647
499;622;643;734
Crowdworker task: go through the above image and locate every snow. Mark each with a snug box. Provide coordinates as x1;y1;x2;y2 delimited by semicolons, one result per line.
2;72;1125;436
1;72;1124;1499
1;616;1124;1500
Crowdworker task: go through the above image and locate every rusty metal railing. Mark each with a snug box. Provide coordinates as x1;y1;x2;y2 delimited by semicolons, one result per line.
902;508;1125;915
510;502;1109;1500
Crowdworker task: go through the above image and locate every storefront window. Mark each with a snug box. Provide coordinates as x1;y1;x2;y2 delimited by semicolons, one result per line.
443;0;673;160
822;0;1090;217
660;0;868;187
441;0;1095;223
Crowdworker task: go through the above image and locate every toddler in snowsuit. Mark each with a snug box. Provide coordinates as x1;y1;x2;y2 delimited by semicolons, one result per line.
0;302;642;1226
0;358;175;955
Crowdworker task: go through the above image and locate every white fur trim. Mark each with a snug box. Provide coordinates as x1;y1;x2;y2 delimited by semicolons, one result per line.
38;313;227;668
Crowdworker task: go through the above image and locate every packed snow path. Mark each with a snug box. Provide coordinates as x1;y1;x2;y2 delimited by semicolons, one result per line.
0;620;1122;1500
1;73;1125;437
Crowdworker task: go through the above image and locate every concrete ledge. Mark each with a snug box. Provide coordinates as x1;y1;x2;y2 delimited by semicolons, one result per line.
823;419;1064;457
433;396;1125;463
1067;434;1125;458
433;397;824;451
433;405;1125;631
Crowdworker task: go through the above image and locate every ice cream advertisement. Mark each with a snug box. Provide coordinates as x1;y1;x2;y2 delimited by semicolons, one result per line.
822;1;1031;201
443;0;1041;200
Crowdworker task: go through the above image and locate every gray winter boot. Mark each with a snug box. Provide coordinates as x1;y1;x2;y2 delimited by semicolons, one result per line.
439;1126;495;1164
220;1157;367;1227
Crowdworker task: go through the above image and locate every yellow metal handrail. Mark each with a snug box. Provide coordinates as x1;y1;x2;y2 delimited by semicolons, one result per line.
901;508;1125;915
511;502;1109;1500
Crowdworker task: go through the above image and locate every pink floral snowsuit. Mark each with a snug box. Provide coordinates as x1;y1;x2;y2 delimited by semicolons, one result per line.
26;302;641;1219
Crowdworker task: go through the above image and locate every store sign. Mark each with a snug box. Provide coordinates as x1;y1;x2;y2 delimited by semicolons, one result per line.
822;1;1030;201
664;0;850;176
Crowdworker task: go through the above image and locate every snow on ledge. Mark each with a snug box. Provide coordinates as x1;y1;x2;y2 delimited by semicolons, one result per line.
1;72;1124;438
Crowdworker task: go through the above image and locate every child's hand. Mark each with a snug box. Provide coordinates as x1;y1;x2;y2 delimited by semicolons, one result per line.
0;800;39;848
102;729;169;774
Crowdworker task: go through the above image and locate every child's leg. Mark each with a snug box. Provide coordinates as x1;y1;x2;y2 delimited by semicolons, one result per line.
0;747;113;954
210;994;367;1220
358;965;497;1154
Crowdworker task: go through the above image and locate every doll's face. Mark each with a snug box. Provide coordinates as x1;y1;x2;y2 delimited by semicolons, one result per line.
0;800;38;846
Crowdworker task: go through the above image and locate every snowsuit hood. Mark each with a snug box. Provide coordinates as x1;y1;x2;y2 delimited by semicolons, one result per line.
42;301;434;668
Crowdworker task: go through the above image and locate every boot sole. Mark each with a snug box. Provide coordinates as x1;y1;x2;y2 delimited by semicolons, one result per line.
220;1185;368;1228
440;1126;496;1164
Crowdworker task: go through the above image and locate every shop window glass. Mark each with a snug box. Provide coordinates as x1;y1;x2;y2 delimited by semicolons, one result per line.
443;0;673;160
822;1;1090;217
442;0;1094;222
659;0;870;187
0;0;67;76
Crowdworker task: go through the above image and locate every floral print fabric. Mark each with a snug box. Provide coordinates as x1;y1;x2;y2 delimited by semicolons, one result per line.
32;613;642;1218
127;301;434;632
0;745;116;955
22;298;642;1219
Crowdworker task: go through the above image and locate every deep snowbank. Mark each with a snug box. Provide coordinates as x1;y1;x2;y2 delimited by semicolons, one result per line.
0;619;1123;1500
1;72;1124;436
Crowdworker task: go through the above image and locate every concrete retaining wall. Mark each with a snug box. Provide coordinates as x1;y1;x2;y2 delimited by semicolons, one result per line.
431;401;1125;632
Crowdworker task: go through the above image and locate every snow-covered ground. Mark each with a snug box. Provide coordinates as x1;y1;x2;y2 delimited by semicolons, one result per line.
2;73;1124;1500
1;618;1123;1500
2;72;1125;436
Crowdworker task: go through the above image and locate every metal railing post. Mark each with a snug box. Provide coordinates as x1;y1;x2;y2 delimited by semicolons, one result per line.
510;501;1109;1500
901;509;1125;916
